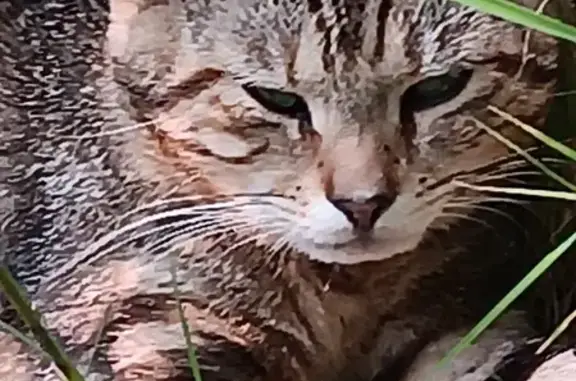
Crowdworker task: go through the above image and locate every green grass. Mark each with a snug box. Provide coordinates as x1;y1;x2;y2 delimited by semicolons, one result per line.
171;267;204;381
0;268;84;381
453;0;576;43
439;0;576;372
437;232;576;370
1;1;575;380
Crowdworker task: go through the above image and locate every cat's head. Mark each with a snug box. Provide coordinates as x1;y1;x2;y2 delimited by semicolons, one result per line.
109;0;558;264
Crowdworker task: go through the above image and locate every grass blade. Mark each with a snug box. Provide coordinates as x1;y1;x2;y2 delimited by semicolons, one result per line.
0;267;85;381
472;117;576;192
488;105;576;162
451;0;576;43
453;181;576;201
0;319;44;356
437;231;576;369
536;309;576;354
82;304;113;377
0;320;69;381
171;268;203;381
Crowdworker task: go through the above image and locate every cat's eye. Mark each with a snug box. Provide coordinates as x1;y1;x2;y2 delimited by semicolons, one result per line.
401;67;473;112
242;85;311;122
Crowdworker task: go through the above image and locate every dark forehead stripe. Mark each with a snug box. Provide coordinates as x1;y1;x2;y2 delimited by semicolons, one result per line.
306;0;323;13
306;0;335;73
336;1;367;61
306;0;371;73
372;0;393;61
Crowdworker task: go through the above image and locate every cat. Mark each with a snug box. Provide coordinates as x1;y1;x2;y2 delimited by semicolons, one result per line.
0;0;574;380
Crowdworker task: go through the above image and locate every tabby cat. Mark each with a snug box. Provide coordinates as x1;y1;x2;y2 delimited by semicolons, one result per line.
1;0;574;380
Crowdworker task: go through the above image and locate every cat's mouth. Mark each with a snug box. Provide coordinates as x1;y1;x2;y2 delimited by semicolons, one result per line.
312;232;376;250
291;227;423;265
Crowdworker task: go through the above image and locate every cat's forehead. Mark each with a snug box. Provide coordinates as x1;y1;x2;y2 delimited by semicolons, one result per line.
182;0;515;92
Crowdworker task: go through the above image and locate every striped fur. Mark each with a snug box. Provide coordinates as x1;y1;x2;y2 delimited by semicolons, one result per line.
1;0;572;380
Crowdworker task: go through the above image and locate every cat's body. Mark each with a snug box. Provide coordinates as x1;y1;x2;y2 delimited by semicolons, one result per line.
0;0;575;380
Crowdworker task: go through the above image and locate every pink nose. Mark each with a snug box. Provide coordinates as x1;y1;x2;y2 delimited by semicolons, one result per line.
328;195;396;232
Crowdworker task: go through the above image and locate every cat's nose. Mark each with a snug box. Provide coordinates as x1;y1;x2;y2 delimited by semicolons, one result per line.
328;194;396;233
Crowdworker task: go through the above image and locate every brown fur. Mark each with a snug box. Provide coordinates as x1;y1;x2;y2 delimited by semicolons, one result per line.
1;1;573;380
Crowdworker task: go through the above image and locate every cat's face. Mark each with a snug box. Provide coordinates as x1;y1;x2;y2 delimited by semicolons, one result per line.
111;0;557;264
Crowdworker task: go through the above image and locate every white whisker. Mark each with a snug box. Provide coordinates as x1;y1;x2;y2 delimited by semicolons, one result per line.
146;220;259;255
219;227;289;257
438;211;496;231
209;222;291;254
469;116;576;192
119;195;293;223
473;170;546;182
96;208;292;264
444;202;525;230
453;181;576;201
119;217;240;257
51;206;271;282
57;115;182;140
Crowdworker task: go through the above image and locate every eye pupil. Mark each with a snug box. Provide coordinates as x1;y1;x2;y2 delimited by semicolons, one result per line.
243;85;311;123
273;93;296;107
255;88;296;108
401;67;473;113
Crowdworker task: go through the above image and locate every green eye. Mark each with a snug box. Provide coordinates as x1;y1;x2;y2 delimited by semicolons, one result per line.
402;67;474;112
242;84;311;122
412;78;450;95
256;88;299;108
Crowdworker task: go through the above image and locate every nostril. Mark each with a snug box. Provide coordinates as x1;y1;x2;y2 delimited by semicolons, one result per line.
328;199;358;226
366;194;396;229
328;194;396;232
367;194;396;211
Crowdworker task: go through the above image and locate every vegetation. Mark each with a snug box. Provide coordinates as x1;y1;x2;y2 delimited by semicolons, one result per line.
441;0;576;372
1;1;575;380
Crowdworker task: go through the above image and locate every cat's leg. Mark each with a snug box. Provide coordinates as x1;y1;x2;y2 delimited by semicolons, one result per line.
399;311;539;381
525;349;576;381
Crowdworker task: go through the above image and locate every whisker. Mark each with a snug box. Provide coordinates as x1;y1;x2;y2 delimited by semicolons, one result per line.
146;221;261;255
483;158;570;175
119;194;294;222
101;208;294;263
450;196;530;209
469;116;576;192
458;158;567;181
101;201;291;254
59;203;291;284
267;236;291;259
120;215;240;256
269;223;304;255
56;115;182;140
471;171;547;184
438;211;497;232
444;202;527;233
220;227;289;257
263;239;292;278
47;206;254;282
204;223;292;256
477;168;548;178
60;216;221;273
453;181;576;201
157;211;294;249
154;222;289;264
87;207;225;251
552;90;576;97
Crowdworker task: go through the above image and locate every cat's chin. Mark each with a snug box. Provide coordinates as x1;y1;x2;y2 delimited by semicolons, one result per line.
290;232;423;265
